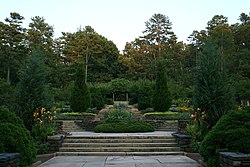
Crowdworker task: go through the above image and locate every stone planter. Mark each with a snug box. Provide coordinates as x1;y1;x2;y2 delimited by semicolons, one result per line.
47;134;65;152
220;152;250;167
172;133;192;152
76;120;99;131
0;153;20;167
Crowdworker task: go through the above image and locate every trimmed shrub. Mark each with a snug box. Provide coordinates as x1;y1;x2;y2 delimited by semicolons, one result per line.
152;59;172;112
94;119;154;133
0;107;36;167
70;62;91;112
0;107;25;128
129;79;154;110
89;86;105;110
199;109;250;167
138;96;152;111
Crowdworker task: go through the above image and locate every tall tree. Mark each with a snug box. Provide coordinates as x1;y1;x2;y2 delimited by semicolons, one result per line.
70;62;90;112
206;15;228;30
193;39;233;129
231;13;250;105
58;26;119;82
16;47;50;130
152;58;171;112
121;13;178;80
27;16;54;51
143;13;176;58
0;12;27;83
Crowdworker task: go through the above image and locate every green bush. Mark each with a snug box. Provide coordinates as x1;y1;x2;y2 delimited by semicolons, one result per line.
104;109;132;122
129;79;154;110
89;89;105;110
105;98;114;105
138;96;152;110
152;59;172;112
113;103;129;110
0;78;14;109
199;109;250;167
0;107;25;128
0;107;36;167
70;62;91;112
94;119;154;133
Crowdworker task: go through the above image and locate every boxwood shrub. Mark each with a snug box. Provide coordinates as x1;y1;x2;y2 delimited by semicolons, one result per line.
0;107;36;167
94;119;154;133
199;109;250;167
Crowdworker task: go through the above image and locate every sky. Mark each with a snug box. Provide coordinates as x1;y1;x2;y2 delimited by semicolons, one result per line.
0;0;249;52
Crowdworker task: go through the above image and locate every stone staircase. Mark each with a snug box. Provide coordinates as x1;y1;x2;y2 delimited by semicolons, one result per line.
62;121;83;132
156;120;179;131
56;132;183;156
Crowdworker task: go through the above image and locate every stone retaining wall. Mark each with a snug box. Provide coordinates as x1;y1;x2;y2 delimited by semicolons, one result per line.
220;152;250;167
172;133;192;152
75;120;99;131
47;134;65;152
0;153;20;167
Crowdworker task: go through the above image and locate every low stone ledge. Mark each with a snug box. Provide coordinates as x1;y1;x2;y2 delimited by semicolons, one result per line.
0;153;20;167
47;134;65;152
220;152;250;167
47;134;65;140
172;133;192;152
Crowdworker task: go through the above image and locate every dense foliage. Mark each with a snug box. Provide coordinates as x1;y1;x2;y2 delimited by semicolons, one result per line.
199;109;250;167
95;119;154;133
70;62;91;112
15;48;50;130
129;79;154;110
104;109;133;121
152;59;172;112
0;78;14;109
193;39;234;129
0;107;36;167
95;109;154;132
89;85;105;110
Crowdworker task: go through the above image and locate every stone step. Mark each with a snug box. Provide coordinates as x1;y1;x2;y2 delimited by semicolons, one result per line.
56;151;184;156
65;135;175;139
62;142;178;147
62;120;83;132
63;138;176;143
156;128;178;131
63;128;82;130
57;132;181;156
59;146;180;152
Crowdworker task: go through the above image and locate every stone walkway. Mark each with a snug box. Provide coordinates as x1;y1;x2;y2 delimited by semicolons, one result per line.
39;132;201;167
38;155;201;167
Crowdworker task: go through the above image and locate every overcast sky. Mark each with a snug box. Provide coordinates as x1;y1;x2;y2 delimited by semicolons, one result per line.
1;0;249;52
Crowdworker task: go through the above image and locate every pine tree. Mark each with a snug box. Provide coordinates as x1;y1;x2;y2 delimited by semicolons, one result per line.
152;59;172;112
193;39;233;129
70;63;90;112
16;47;50;130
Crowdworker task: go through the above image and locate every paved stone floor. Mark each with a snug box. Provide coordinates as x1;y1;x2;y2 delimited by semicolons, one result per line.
38;155;201;167
69;131;175;136
39;132;201;166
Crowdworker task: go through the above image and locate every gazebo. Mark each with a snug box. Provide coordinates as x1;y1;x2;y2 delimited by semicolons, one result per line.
110;78;130;103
